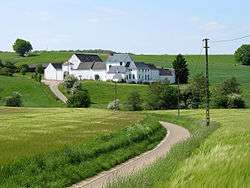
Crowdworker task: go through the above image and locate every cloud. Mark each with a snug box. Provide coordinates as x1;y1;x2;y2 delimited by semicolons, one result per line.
190;16;201;23
201;21;225;32
87;18;100;23
96;6;127;16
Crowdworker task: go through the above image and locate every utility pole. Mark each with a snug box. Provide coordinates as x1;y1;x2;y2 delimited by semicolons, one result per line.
203;38;210;126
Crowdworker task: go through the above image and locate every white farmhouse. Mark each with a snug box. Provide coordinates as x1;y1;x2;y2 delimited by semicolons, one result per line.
44;53;175;83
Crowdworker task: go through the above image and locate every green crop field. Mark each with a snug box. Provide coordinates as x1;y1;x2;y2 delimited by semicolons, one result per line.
0;107;143;165
0;75;63;107
111;109;250;188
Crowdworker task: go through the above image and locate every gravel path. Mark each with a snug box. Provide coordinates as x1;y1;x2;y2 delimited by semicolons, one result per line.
71;122;190;188
42;80;67;103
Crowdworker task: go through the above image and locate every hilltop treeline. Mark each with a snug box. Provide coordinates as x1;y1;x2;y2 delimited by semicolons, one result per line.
33;49;117;54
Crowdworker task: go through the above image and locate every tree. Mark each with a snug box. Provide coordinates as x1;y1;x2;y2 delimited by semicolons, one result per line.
19;64;29;75
187;73;207;108
125;91;143;111
63;75;78;91
147;82;178;110
235;45;250;65
107;99;120;111
35;64;44;74
71;81;83;94
13;39;33;57
5;92;23;107
172;54;189;84
67;90;91;108
213;77;245;108
219;77;240;95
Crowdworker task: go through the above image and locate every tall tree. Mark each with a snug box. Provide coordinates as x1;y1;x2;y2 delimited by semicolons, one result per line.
13;39;33;57
235;45;250;65
172;54;189;84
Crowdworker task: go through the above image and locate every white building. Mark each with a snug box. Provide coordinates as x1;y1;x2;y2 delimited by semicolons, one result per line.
44;53;175;83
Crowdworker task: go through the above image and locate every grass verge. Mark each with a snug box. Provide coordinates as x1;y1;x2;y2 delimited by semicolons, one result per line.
109;112;219;188
0;115;166;188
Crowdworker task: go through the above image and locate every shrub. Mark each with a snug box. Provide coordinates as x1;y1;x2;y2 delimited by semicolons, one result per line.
31;73;42;82
5;92;22;107
64;75;78;90
219;77;240;95
0;67;13;76
147;82;178;110
35;64;44;74
227;94;245;108
19;64;29;75
71;81;83;94
107;99;120;110
125;91;143;111
188;73;206;108
67;90;91;108
213;77;245;108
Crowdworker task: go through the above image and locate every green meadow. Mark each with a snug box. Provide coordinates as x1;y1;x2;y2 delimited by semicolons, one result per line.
0;75;63;107
110;109;250;188
0;107;143;165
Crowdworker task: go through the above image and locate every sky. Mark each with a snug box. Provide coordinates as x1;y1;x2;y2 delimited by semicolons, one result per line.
1;0;250;54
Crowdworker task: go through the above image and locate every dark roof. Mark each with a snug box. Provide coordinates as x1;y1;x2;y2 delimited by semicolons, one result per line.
75;54;102;63
51;63;62;70
29;64;48;69
92;62;106;70
135;62;157;70
158;68;173;76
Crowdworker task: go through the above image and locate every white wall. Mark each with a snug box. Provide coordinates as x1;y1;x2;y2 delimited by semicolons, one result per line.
70;69;107;81
44;64;63;80
68;54;81;69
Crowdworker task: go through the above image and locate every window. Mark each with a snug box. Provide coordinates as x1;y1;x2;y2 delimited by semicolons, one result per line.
109;65;112;68
132;74;135;79
145;75;147;79
129;74;131;79
120;62;123;66
139;75;140;79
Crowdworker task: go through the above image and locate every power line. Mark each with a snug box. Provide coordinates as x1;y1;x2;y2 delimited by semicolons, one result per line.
211;34;250;43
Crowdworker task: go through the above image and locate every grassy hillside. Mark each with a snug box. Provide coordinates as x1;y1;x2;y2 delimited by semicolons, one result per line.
111;109;250;188
0;52;108;65
59;80;149;109
0;107;143;165
1;52;249;106
134;55;250;106
0;75;63;107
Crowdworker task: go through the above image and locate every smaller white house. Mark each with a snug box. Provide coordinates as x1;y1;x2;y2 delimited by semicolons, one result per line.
44;63;64;80
44;53;176;84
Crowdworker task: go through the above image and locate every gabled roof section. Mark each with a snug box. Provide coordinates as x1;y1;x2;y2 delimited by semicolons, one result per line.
92;62;106;70
158;68;174;76
51;63;62;70
77;62;95;70
108;66;127;74
107;53;134;63
135;62;157;70
75;53;103;63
